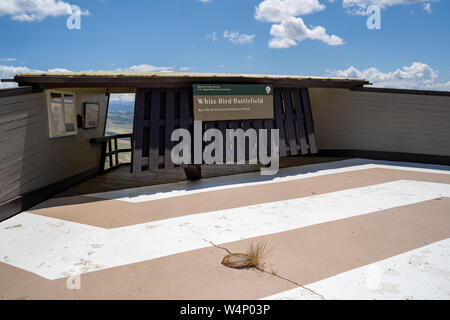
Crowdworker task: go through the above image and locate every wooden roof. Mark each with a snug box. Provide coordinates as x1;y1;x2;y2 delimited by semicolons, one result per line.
7;72;370;89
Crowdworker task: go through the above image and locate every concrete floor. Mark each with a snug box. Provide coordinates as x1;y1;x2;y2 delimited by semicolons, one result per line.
56;156;345;197
0;158;449;299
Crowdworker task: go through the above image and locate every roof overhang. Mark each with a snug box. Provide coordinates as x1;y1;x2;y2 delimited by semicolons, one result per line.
4;72;370;90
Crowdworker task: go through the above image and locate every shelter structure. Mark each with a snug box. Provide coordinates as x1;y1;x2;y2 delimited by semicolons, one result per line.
1;72;449;221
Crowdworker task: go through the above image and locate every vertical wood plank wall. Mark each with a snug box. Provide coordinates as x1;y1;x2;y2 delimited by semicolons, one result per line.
0;90;108;207
132;87;318;173
309;88;450;156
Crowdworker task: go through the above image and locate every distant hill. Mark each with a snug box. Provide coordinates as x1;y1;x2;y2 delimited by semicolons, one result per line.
105;103;134;164
105;103;133;136
108;101;134;112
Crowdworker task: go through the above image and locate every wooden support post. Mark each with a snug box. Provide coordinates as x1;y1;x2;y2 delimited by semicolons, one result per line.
114;137;119;166
99;141;107;174
132;88;146;174
183;165;202;180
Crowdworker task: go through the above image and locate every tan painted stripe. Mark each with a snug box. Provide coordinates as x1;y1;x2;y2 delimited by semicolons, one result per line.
2;198;449;300
30;168;450;228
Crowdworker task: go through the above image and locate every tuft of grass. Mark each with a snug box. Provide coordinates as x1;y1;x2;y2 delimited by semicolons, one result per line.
246;240;271;270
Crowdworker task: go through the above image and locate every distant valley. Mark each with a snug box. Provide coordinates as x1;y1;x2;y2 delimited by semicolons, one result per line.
105;103;133;136
105;103;134;165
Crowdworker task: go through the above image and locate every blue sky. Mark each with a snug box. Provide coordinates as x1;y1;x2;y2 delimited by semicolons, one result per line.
1;0;449;92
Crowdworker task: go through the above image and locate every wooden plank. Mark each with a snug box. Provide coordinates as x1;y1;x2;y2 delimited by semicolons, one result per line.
273;88;287;157
253;120;263;131
105;148;132;156
218;121;227;164
114;137;119;166
263;116;274;156
264;118;274;130
204;122;217;162
301;88;317;153
0;93;44;110
242;120;251;160
91;133;132;143
242;120;251;130
229;120;240;130
229;120;240;163
293;89;309;154
164;89;176;169
0;86;42;99
149;89;161;171
131;89;146;174
143;119;191;127
179;88;190;131
0;167;100;222
282;89;298;156
141;156;164;165
253;120;263;158
0;97;45;118
205;122;215;130
179;88;192;165
108;139;113;168
103;92;110;136
99;142;107;174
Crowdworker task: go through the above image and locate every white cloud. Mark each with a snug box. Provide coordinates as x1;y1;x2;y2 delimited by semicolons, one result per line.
0;57;16;62
255;0;326;22
255;0;344;48
423;2;431;13
223;30;256;44
0;0;89;22
109;93;135;103
0;65;78;88
0;64;37;88
117;64;173;73
342;0;436;14
206;32;218;41
3;62;449;94
269;16;344;48
328;62;450;91
47;67;72;73
179;66;191;71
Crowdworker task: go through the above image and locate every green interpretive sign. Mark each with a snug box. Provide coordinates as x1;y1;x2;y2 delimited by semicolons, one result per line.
193;84;274;121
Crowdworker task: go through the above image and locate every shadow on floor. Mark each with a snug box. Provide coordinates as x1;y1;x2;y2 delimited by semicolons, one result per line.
30;157;347;212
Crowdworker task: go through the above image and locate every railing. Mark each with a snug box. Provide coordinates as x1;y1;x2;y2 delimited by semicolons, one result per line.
90;133;133;174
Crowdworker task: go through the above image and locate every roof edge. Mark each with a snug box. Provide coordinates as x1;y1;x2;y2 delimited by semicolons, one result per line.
351;86;450;97
11;72;370;90
13;71;366;82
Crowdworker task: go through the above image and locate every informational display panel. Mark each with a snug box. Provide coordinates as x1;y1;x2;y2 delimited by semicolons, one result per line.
47;92;77;138
63;94;76;133
49;93;65;135
193;84;274;121
84;103;100;129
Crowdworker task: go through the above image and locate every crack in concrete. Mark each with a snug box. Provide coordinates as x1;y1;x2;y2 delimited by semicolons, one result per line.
203;238;326;300
203;238;231;254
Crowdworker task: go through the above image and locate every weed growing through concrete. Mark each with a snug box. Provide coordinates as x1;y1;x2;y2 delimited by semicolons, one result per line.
217;239;324;298
247;240;271;270
221;240;271;271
